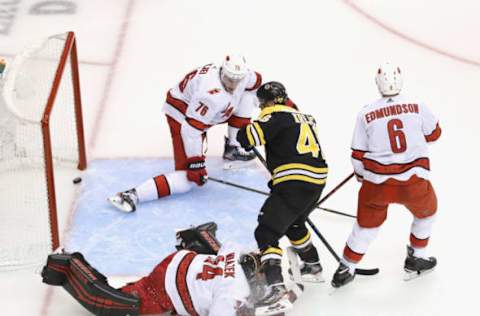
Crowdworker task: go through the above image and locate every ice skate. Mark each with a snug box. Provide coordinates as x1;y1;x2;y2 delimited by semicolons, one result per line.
223;136;256;169
286;246;324;283
404;245;436;281
254;283;293;316
331;262;355;288
296;262;324;283
108;188;139;213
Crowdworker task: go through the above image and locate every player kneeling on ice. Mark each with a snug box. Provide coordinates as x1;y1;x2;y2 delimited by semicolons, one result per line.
42;222;301;316
236;82;328;307
109;54;262;212
331;63;442;288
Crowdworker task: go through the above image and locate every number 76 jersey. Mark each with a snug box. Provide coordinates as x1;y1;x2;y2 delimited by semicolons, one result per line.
351;94;442;184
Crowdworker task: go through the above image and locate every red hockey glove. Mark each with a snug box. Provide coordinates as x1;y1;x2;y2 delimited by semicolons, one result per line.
186;156;208;186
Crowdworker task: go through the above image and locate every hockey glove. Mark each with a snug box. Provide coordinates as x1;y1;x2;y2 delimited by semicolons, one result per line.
186;156;208;186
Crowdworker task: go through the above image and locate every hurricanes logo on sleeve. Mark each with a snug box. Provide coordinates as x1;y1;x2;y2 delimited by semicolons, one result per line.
221;103;234;118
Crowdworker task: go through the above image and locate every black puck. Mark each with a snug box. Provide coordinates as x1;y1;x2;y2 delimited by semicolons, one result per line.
73;177;82;184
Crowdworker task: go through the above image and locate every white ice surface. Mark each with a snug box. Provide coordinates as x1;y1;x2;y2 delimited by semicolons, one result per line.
1;0;479;315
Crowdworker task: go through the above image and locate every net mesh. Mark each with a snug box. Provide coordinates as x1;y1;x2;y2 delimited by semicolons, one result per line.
0;32;82;270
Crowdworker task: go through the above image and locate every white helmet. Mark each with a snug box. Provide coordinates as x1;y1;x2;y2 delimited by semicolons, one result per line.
375;62;403;96
221;54;248;80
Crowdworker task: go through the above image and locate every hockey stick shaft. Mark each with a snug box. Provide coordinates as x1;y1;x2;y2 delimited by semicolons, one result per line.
208;177;356;219
251;147;379;276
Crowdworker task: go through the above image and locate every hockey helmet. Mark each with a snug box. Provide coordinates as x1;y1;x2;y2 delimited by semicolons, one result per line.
221;54;248;80
375;62;403;96
256;81;288;106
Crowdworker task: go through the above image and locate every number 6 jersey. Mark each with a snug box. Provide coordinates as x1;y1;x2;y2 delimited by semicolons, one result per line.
351;94;442;184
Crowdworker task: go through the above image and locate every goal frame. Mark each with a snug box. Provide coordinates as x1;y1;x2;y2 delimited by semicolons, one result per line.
41;31;87;250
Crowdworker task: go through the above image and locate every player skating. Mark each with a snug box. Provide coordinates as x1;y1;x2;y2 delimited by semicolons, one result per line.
109;55;262;212
236;82;328;309
331;63;442;288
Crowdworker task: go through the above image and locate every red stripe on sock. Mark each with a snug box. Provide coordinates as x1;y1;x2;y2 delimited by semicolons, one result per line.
343;245;364;263
410;233;429;248
154;175;171;198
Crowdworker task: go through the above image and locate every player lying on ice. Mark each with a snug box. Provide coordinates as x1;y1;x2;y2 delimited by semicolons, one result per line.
42;222;301;316
108;54;262;213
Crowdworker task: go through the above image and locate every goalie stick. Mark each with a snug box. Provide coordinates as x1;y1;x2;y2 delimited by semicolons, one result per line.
251;147;379;276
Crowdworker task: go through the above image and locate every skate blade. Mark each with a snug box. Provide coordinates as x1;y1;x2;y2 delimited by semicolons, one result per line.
403;268;434;281
107;197;134;213
301;273;325;283
223;159;257;170
255;297;293;316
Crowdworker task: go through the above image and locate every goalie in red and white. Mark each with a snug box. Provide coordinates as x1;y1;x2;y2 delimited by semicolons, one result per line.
109;54;262;212
331;63;442;287
42;222;299;316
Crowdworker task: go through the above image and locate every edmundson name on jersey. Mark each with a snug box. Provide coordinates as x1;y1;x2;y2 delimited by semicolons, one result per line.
365;104;419;124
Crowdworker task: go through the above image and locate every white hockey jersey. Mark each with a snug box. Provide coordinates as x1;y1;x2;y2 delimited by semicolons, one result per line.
164;246;251;316
351;94;441;184
163;63;262;157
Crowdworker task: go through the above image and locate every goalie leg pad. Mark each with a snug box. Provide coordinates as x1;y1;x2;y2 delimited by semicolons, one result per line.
42;253;71;286
43;252;140;316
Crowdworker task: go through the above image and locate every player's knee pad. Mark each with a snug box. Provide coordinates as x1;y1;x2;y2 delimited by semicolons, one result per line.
165;171;193;194
254;224;282;250
286;224;309;245
42;253;140;316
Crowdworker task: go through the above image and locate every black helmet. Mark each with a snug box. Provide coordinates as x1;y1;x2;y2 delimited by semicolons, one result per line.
256;81;288;105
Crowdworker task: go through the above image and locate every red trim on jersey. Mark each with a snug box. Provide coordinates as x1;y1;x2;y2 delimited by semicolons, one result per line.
245;72;262;91
410;234;430;248
343;245;364;263
425;123;442;142
227;115;250;128
154;175;171;198
363;157;430;175
351;149;367;161
166;115;189;170
167;91;188;114
186;117;212;131
176;252;199;316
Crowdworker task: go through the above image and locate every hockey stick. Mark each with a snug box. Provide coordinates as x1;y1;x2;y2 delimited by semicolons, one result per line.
251;147;379;276
209;177;356;219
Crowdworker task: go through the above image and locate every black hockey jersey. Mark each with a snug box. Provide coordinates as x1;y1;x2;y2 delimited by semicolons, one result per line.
237;105;328;186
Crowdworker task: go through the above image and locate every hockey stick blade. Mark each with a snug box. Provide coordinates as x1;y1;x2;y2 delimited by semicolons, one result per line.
355;267;379;276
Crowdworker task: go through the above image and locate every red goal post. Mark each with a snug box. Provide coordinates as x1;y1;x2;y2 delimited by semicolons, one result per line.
0;31;87;270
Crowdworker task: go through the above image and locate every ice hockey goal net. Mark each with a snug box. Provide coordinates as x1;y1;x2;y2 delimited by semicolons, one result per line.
0;32;87;270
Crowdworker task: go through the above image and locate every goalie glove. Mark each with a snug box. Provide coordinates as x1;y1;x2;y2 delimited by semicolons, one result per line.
186;156;208;186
